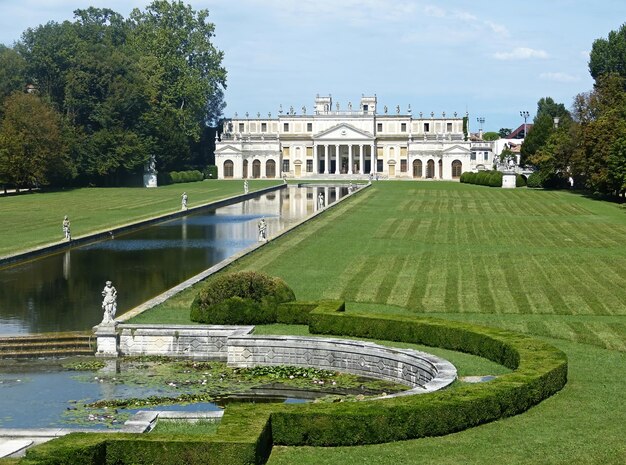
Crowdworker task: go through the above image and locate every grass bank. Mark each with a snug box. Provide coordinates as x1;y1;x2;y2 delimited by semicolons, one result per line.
0;180;280;257
133;181;626;464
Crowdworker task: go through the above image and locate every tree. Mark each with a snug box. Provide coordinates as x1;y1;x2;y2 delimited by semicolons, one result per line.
0;45;27;105
482;131;499;141
0;92;74;189
520;97;571;165
498;128;512;138
570;73;626;197
128;0;227;171
589;23;626;83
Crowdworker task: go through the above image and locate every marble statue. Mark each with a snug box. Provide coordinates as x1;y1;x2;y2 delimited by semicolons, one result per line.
181;192;188;211
101;280;117;323
244;179;249;194
62;215;71;241
258;217;267;241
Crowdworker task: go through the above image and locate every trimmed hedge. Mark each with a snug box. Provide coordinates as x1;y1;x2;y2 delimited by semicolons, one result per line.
157;170;204;185
190;271;296;325
267;302;567;447
460;170;503;187
20;300;567;464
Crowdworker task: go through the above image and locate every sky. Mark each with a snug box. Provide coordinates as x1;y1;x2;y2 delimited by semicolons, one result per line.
1;0;625;132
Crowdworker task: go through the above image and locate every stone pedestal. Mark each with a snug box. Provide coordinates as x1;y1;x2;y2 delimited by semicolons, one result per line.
502;172;516;189
143;173;157;188
94;322;119;357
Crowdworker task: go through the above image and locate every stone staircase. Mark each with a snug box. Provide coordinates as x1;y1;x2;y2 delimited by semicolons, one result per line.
0;332;95;359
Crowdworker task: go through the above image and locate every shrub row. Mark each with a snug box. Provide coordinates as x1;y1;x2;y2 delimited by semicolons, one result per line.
157;170;204;185
460;170;503;187
20;301;567;464
516;174;527;187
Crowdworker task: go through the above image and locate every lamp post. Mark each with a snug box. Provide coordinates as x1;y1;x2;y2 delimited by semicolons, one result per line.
476;117;485;140
520;111;530;138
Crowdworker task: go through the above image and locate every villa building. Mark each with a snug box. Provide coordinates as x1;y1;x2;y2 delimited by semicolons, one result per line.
215;94;487;180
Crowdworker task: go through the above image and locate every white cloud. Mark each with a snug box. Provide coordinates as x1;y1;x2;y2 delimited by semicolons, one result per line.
493;47;548;60
540;72;580;83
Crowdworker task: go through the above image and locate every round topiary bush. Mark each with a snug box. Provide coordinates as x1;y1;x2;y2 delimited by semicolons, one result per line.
190;271;296;324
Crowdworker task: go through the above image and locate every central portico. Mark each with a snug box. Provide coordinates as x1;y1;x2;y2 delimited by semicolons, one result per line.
215;94;478;180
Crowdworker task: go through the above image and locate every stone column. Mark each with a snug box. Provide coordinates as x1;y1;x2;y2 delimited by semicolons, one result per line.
324;145;329;174
348;145;353;174
359;144;364;174
335;144;340;174
371;144;376;174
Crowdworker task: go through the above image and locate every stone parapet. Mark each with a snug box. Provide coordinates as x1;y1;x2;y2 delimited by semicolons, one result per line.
227;335;456;395
117;324;254;360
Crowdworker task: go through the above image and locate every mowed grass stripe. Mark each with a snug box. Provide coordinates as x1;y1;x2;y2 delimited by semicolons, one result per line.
405;251;433;312
388;256;420;308
528;255;570;314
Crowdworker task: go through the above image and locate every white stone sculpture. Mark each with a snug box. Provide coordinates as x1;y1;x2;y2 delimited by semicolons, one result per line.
101;280;117;323
181;192;188;210
62;215;71;241
244;180;249;194
318;192;325;210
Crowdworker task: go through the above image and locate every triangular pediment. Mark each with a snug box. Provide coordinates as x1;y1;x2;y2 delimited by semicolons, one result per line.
442;144;470;154
314;123;374;141
215;144;242;154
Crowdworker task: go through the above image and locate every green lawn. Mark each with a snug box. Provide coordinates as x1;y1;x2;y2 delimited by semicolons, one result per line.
133;181;626;464
0;180;280;257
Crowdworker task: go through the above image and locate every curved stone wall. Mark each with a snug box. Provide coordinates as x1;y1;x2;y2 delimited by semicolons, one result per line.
227;335;456;395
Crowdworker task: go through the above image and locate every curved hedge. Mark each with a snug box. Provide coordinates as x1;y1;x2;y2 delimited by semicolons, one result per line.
268;303;567;446
190;271;296;325
22;301;567;464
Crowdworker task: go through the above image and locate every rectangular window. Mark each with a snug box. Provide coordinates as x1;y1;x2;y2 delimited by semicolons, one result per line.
306;160;313;172
484;152;489;161
238;123;244;132
377;123;383;132
282;160;290;173
447;122;452;132
307;122;313;132
306;147;313;157
363;104;369;112
400;160;407;172
377;159;384;172
283;123;289;132
283;147;290;157
261;122;267;132
471;152;476;161
401;123;407;132
424;123;430;132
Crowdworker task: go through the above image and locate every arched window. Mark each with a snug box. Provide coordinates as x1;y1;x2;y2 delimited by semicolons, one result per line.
412;160;423;178
451;160;462;179
223;160;234;178
252;160;261;178
266;160;276;178
243;160;248;179
426;159;435;179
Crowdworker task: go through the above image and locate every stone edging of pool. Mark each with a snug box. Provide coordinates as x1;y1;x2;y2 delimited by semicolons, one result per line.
94;323;457;396
0;183;287;267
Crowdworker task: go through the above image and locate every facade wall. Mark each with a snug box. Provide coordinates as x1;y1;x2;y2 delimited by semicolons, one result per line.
215;95;472;180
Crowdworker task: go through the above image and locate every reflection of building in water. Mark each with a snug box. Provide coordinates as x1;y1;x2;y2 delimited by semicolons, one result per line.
211;186;350;243
216;94;473;180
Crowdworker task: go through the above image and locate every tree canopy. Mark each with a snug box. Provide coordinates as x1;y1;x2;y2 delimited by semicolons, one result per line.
0;1;226;189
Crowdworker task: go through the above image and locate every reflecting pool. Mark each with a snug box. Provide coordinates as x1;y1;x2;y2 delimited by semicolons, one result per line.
0;185;352;334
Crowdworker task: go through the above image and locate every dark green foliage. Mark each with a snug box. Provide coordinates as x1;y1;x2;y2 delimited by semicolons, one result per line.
205;165;218;179
526;171;569;189
516;174;527;187
482;131;499;141
459;170;503;187
190;271;296;325
276;301;318;325
163;170;204;185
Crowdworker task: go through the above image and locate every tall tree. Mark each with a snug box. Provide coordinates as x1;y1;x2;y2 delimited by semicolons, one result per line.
128;0;227;170
589;23;626;83
0;92;74;188
520;97;571;165
0;45;27;105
